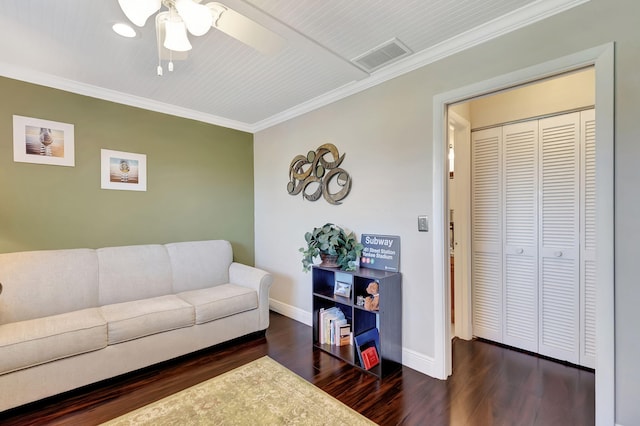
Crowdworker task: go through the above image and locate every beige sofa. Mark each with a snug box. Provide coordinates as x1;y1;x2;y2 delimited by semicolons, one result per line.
0;240;273;412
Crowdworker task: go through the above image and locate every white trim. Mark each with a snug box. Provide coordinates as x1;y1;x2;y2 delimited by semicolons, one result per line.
593;43;615;426
0;1;588;134
0;62;253;133
269;299;312;326
448;111;473;341
432;43;615;425
251;0;589;132
433;95;450;379
402;348;436;378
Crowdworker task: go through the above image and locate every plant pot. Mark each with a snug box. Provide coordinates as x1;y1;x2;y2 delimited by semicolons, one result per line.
319;253;339;268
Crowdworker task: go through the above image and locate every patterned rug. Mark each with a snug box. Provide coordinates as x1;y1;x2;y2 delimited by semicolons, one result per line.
102;356;376;425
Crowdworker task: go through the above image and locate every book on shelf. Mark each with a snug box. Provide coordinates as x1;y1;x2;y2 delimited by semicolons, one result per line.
338;324;352;346
361;346;380;370
318;307;351;346
354;327;381;369
330;317;346;345
318;307;336;344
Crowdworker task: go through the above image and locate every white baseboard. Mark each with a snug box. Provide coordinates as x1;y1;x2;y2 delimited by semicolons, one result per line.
402;347;437;378
269;299;438;379
269;298;312;326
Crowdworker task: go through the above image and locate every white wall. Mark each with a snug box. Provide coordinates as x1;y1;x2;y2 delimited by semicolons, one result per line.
254;76;436;366
255;0;640;423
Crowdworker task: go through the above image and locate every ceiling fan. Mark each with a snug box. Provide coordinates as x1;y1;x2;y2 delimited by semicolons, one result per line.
117;0;285;75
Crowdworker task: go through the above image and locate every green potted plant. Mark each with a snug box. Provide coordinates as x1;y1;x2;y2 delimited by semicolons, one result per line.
300;223;364;272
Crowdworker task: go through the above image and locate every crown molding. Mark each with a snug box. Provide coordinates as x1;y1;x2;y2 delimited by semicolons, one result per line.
250;0;590;132
0;0;589;134
0;62;253;133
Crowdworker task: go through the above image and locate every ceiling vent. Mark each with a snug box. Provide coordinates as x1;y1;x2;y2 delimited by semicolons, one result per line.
352;38;412;73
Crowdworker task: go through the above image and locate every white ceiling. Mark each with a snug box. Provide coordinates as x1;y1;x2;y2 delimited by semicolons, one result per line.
0;0;588;132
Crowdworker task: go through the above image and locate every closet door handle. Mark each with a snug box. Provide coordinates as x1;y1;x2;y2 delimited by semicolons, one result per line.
516;248;524;254
554;251;563;257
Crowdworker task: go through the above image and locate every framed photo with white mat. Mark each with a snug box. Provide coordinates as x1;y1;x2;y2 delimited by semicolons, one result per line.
101;149;147;192
13;115;75;167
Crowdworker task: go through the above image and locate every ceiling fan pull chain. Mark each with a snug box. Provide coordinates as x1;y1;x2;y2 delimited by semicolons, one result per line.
156;11;164;77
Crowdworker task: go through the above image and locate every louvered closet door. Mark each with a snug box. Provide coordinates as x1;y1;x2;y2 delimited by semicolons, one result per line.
538;112;581;363
502;122;539;352
580;109;596;368
471;127;503;342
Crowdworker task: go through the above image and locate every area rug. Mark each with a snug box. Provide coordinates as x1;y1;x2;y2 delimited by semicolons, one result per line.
102;356;376;425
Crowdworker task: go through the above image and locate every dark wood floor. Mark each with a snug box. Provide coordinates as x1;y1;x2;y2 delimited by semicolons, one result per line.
0;311;594;426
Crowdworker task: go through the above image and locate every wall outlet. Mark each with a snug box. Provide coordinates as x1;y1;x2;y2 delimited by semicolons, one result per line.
418;215;428;232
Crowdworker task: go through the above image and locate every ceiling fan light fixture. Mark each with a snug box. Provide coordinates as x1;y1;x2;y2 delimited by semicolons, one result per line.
112;22;137;38
118;0;162;27
175;0;213;36
117;0;285;76
164;17;193;52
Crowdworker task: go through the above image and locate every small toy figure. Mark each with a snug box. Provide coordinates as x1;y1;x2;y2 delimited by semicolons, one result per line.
364;281;379;311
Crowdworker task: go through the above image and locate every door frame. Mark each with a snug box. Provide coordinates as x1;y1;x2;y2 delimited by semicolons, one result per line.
431;43;614;425
448;110;472;340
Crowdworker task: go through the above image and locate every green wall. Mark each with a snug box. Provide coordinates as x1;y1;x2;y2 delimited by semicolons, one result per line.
0;77;255;264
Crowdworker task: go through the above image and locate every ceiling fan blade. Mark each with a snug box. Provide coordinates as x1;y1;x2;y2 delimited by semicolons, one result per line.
118;0;161;27
207;2;285;55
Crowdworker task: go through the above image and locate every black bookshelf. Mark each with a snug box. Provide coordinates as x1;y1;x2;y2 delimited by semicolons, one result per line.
311;265;402;378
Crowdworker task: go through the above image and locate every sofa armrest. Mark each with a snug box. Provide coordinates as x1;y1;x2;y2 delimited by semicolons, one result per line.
228;263;273;330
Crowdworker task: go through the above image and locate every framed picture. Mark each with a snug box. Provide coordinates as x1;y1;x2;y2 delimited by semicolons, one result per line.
101;149;147;191
13;115;75;167
334;280;352;298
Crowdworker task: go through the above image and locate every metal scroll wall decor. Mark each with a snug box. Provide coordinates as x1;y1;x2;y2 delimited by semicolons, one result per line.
287;143;352;205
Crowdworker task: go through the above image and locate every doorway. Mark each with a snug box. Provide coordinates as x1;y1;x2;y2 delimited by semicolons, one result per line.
432;44;614;425
447;69;595;369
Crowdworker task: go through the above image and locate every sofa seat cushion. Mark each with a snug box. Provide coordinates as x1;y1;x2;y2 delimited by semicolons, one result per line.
177;284;258;324
100;295;195;345
0;308;107;375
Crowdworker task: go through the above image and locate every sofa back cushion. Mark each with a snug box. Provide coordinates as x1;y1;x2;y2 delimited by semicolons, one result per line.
97;244;173;305
0;249;99;324
166;240;233;293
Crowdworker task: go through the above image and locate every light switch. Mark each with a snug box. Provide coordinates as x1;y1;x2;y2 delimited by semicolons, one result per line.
418;215;428;232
